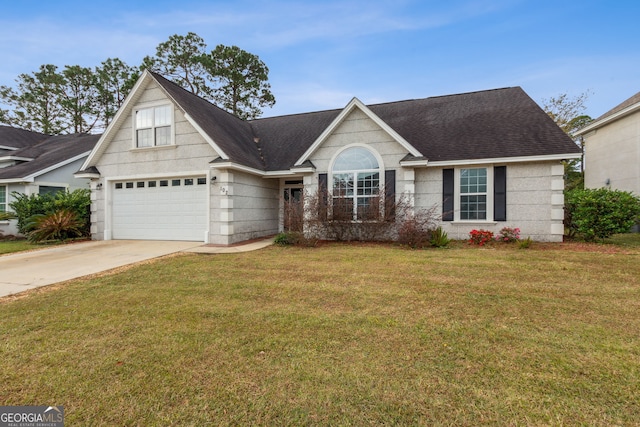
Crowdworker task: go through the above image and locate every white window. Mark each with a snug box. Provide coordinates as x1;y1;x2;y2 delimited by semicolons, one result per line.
460;168;487;220
0;185;6;212
135;105;172;148
331;147;381;220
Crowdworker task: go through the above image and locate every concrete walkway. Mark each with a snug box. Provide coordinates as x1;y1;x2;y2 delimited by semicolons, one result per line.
0;238;274;298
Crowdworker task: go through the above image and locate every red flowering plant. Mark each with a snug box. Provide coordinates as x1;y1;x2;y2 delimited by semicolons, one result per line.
495;227;520;243
468;229;494;246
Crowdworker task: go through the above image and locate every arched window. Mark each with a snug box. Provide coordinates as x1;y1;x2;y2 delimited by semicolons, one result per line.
331;147;381;220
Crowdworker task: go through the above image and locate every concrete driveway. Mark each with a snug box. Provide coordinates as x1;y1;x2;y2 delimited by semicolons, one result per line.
0;240;201;298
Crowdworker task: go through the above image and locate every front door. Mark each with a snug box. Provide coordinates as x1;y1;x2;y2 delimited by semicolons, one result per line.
283;187;303;232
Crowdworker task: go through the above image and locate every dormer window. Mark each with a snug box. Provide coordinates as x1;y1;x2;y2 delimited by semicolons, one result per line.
135;104;173;148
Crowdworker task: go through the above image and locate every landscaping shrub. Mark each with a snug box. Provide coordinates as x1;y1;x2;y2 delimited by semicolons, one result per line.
429;226;450;248
25;209;85;243
518;237;533;249
9;189;91;237
565;188;640;241
495;227;520;243
469;229;494;246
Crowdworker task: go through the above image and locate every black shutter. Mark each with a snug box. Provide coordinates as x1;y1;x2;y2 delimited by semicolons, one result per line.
384;169;396;221
494;166;507;221
442;168;454;221
318;173;328;221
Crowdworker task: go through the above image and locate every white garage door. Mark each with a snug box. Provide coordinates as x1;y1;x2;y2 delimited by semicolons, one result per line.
111;176;208;241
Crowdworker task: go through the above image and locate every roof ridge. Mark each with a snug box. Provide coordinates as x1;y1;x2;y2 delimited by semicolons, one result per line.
253;87;520;122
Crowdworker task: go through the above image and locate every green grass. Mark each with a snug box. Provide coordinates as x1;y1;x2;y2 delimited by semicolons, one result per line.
0;240;39;255
1;242;639;425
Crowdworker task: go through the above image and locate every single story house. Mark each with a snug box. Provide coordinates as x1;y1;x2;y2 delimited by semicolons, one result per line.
576;91;640;195
76;70;580;244
0;126;99;235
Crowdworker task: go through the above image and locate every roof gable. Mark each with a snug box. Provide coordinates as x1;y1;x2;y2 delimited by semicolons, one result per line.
294;97;422;166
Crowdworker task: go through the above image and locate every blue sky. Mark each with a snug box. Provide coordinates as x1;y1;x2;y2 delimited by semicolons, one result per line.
1;0;638;119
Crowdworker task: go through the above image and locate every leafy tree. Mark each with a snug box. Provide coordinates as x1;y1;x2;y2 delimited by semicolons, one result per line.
141;32;213;99
203;44;276;120
94;58;138;129
0;64;67;134
542;92;593;190
60;65;100;133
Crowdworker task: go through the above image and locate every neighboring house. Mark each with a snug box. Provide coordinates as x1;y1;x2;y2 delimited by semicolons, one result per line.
576;91;640;195
0;126;99;235
76;71;580;244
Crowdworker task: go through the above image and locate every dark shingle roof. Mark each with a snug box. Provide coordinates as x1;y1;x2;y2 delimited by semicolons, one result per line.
0;125;48;151
367;87;579;162
249;109;341;170
0;133;99;180
150;72;266;170
147;72;578;171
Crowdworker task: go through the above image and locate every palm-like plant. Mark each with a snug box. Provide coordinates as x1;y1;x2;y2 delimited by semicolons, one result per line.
26;209;84;243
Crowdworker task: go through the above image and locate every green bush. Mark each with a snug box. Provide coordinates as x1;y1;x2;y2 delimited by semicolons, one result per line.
9;189;91;237
565;188;640;241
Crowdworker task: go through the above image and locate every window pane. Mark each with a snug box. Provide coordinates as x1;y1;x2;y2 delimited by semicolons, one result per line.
460;168;487;194
357;196;380;220
137;182;145;188
137;129;153;147
155;126;171;146
333;173;354;197
172;179;181;186
357;172;379;196
136;108;153;128
148;181;156;187
155;105;171;126
333;147;379;171
460;195;487;220
185;179;193;186
197;177;207;185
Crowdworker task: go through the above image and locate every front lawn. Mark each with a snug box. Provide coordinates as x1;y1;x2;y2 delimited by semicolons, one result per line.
1;242;639;425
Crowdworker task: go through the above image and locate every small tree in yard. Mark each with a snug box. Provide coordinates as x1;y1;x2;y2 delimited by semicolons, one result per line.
565;188;640;241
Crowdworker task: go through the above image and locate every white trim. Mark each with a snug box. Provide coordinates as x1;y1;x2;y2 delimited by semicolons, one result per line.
455;167;493;222
295;97;422;166
131;102;175;149
576;101;640;135
210;161;315;178
210;161;266;176
183;113;229;159
401;153;580;168
0;145;19;151
0;156;33;162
